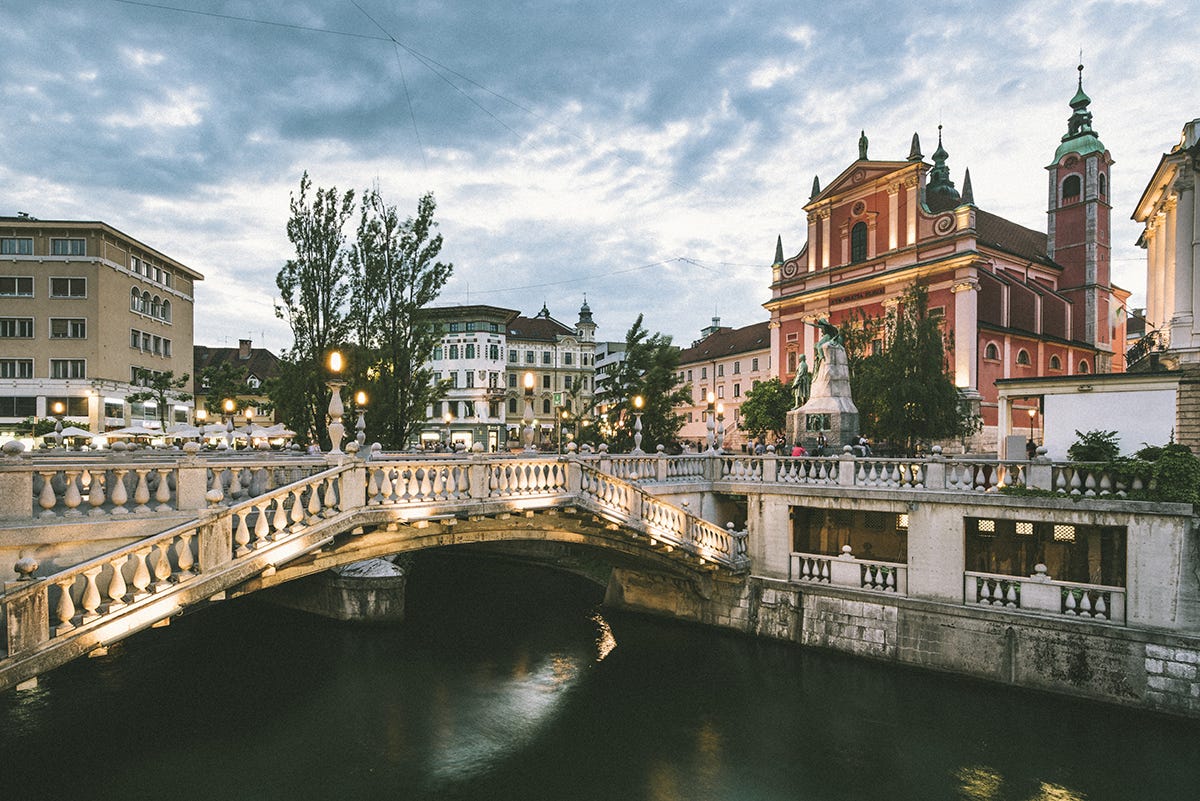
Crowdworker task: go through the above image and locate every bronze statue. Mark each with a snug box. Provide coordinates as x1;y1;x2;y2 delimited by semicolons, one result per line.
791;354;811;409
811;318;842;380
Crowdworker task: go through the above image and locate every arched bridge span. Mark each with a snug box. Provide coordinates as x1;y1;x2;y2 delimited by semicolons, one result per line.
0;457;747;692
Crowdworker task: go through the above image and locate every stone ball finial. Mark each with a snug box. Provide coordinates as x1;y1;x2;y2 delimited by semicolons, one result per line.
370;442;383;455
843;444;853;454
346;441;360;454
14;556;39;580
472;442;484;453
931;445;943;455
182;441;201;454
2;439;26;456
656;444;665;454
112;440;129;452
566;441;578;454
205;488;224;507
599;443;609;454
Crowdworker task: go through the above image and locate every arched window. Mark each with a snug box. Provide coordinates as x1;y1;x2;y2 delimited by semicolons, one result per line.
1049;354;1061;370
984;343;999;360
850;221;868;263
161;299;171;322
1078;360;1090;374
1062;174;1081;203
150;295;161;319
542;398;551;414
1098;173;1107;199
141;291;151;314
508;397;517;414
1016;349;1031;366
130;287;139;311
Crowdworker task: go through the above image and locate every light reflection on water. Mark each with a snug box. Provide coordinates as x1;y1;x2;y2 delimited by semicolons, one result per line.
1;552;1198;801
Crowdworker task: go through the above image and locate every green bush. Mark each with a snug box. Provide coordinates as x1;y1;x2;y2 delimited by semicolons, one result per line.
1150;443;1200;505
1067;429;1121;462
1134;443;1166;462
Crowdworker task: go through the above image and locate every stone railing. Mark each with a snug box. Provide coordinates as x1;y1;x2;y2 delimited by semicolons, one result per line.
789;546;907;594
964;569;1127;624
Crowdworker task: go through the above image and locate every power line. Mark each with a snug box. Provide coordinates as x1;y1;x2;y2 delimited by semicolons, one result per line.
110;0;391;41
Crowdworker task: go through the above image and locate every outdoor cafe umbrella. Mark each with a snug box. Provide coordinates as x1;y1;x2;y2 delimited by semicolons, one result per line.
56;425;94;438
106;425;159;438
166;424;203;438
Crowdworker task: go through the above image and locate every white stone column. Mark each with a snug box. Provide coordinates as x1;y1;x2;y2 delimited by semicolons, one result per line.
951;279;980;392
1164;199;1177;334
996;394;1011;458
888;184;899;251
1151;214;1166;331
807;214;818;272
820;210;831;269
905;176;918;246
1173;179;1195;345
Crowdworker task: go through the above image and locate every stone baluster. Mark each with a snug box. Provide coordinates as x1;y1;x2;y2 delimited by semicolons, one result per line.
155;469;173;511
132;469;152;513
88;470;107;516
206;469;224;507
1064;589;1077;615
250;503;270;549
307;483;322;517
62;471;83;516
271;496;289;535
152;542;172;591
53;577;77;634
111;469;130;514
324;474;342;516
228;467;244;501
38;471;58;517
80;566;104;623
290;488;306;525
130;547;152;600
174;531;195;579
106;556;128;611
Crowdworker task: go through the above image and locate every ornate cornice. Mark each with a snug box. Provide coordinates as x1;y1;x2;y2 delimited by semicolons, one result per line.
951;278;981;294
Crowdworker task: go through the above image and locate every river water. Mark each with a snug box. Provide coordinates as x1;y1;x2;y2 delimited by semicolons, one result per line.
3;554;1198;801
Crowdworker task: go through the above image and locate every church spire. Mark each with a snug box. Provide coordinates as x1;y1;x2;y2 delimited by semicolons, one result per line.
773;235;784;266
907;132;923;161
810;175;821;199
1053;62;1105;162
924;125;961;212
961;168;974;205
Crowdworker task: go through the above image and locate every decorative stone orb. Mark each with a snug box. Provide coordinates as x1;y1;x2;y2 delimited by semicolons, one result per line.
931;445;943;455
205;489;224;506
566;442;578;454
843;444;853;454
346;441;360;454
1;439;26;456
182;441;201;455
472;442;484;453
14;556;39;580
656;444;664;453
111;441;129;452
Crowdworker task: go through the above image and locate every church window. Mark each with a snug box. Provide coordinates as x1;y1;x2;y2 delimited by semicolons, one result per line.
1078;359;1090;374
508;397;517;413
1049;355;1062;370
1016;349;1032;366
542;398;551;414
1099;173;1107;199
984;343;999;361
1062;175;1081;203
850;221;868;263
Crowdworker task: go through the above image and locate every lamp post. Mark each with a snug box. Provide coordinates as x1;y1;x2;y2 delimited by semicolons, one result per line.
51;400;64;448
326;350;346;455
704;391;716;453
443;410;453;451
223;398;235;449
631;395;645;454
557;408;570;456
355;391;368;448
1028;406;1037;444
522;372;536;452
715;402;726;454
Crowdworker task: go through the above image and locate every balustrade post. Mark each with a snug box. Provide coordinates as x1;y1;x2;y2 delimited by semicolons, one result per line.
565;459;583;495
655;450;668;483
702;452;722;482
1026;448;1053;491
924;448;947;490
196;510;233;572
337;465;365;514
467;456;490;501
0;465;34;519
837;446;856;487
4;584;50;656
175;459;210;510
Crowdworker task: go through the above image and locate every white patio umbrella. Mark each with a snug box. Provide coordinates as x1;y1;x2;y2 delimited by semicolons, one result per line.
201;423;230;436
166;424;203;438
106;425;159;438
56;425;94;438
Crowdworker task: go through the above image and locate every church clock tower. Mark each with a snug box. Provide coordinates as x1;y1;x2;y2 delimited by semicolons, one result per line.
1046;64;1115;367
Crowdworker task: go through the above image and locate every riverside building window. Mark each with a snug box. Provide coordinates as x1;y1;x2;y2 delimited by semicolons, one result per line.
0;318;34;338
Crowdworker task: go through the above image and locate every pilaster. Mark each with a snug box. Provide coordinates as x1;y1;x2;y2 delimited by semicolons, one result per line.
951;278;980;392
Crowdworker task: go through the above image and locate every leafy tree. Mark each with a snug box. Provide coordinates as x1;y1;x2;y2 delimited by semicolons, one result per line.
597;314;692;452
348;188;453;448
850;283;975;454
1067;429;1121;462
272;172;355;446
126;369;192;431
198;361;250;417
738;378;792;441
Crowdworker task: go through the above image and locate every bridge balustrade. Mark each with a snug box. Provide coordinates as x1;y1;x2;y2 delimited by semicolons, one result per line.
964;570;1127;624
790;548;907;594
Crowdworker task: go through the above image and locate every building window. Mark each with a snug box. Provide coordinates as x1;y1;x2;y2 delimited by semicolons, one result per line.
564;352;573;365
542;398;551;414
508;349;517;362
1062;174;1081;203
542;374;551;389
701;366;707;379
466;322;477;332
733;383;741;397
434;346;443;360
448;322;461;332
717;386;725;399
0;276;34;297
1016;349;1031;366
525;351;534;364
733;361;740;374
850;221;868;263
751;358;759;371
1078;360;1090;374
449;344;459;359
0;358;33;378
51;238;86;256
104;400;123;419
717;364;724;377
449;372;458;388
161;299;171;322
508;397;517;413
1049;354;1062;370
984;343;1000;361
50;359;85;379
0;238;33;255
49;318;86;339
564;375;573;390
489;344;499;360
687;370;693;381
0;318;33;338
787;351;796;372
465;343;476;359
508;373;517;388
466;372;475;388
49;277;86;298
542;351;552;365
1099;173;1107;199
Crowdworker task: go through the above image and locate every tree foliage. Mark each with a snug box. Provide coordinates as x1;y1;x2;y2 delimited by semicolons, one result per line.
850;283;976;454
348;188;452;448
597;315;692;451
1067;429;1121;462
272;173;355;446
126;369;192;431
198;361;250;416
738;378;792;440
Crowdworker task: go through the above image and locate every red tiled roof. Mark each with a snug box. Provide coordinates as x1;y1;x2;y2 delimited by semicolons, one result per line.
508;315;575;342
193;345;281;382
677;321;771;364
974;208;1057;268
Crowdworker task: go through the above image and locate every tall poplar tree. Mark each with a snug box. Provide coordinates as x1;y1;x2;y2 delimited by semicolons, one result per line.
598;315;691;452
273;172;354;447
349;188;452;448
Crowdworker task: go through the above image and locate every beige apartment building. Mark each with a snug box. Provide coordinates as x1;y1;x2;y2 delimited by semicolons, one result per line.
676;318;772;451
0;215;201;435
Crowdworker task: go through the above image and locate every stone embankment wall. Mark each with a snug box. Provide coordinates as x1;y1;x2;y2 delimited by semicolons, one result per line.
605;568;1200;719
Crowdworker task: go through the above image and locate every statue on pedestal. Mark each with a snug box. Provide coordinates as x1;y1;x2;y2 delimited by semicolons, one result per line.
811;319;843;383
791;355;811;409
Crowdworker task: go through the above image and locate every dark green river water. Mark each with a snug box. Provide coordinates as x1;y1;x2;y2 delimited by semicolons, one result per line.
3;553;1197;800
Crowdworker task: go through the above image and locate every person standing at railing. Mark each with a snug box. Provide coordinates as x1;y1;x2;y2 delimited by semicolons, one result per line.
791;442;806;457
815;432;827;457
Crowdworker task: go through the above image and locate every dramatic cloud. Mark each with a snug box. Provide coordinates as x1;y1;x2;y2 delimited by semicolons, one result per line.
0;0;1196;354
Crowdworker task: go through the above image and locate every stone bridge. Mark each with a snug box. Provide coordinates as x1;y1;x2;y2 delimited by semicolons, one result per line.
0;454;746;693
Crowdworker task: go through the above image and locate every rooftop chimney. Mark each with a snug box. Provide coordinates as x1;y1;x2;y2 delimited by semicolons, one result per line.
239;339;252;360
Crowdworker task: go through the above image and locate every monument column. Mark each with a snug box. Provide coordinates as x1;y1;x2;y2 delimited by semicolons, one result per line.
1173;179;1195;345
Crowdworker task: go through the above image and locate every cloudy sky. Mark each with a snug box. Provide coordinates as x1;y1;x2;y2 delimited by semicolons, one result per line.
1;0;1196;354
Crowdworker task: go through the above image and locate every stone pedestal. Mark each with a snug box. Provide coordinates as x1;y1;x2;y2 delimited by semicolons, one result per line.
785;339;859;452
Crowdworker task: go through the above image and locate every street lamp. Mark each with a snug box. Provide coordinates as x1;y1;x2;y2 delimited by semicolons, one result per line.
1028;405;1037;443
355;390;368;448
631;395;645;454
326;350;346;455
705;391;716;453
51;400;64;448
443;409;454;451
223;398;235;449
715;402;726;454
557;407;571;456
522;371;536;452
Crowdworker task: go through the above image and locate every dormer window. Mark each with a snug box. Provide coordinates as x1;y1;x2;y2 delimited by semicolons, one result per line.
850;221;868;263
